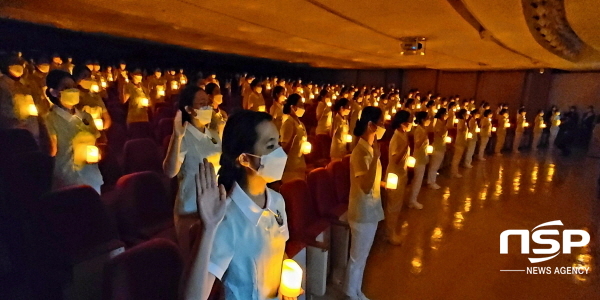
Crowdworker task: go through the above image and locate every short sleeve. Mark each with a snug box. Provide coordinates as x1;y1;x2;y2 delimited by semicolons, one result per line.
280;119;294;144
45;114;57;137
351;148;369;177
208;214;236;280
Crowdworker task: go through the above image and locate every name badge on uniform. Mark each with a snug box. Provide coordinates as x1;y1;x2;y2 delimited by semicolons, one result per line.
274;210;284;226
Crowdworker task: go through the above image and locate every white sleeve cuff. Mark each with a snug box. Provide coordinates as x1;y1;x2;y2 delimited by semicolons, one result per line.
208;262;226;280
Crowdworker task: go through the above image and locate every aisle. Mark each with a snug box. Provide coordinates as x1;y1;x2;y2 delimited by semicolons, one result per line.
320;149;600;300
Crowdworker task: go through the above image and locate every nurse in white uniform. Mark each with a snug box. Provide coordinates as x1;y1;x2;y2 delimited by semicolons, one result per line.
163;85;222;257
549;110;561;148
532;110;545;152
463;109;480;168
344;106;385;300
184;110;297;300
407;111;430;209
330;98;351;161
451;109;468;178
427;108;448;189
478;109;493;160
513;108;526;153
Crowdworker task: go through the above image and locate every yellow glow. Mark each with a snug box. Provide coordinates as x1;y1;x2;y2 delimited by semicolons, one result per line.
397;103;401;108
310;94;315;99
385;114;391;121
464;197;471;212
28;104;38;116
91;84;100;93
546;164;555;182
431;227;443;250
94;119;104;130
433;108;438;114
101;81;107;88
492;127;497;132
140;98;149;107
332;95;337;100
541;123;547;128
410;248;423;274
181;78;187;85
426;145;433;154
86;145;100;163
453;119;458;124
280;259;303;297
530;163;539;193
524;122;530;127
157;85;166;97
467;132;473;139
392;108;397;114
475;128;480;133
416;104;421;109
505;123;511;128
301;141;312;154
406;156;416;168
513;170;521;195
374;101;379;106
327;101;332;107
444;136;452;144
302;97;306;103
171;81;179;90
258;105;266;112
555;120;561;126
386;173;398;190
345;134;353;143
453;212;464;230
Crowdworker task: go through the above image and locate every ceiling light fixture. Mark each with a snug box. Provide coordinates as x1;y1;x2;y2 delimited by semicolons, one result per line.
399;37;426;56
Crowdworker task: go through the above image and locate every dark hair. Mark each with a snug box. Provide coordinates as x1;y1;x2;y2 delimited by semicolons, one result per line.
45;69;73;106
435;108;447;119
250;79;260;89
483;109;493;117
470;109;479;116
448;102;457;109
537;109;544;115
218;110;273;191
205;83;219;95
72;64;91;82
353;106;382;136
391;110;411;130
353;91;361;100
426;100;435;108
283;93;302;114
456;109;468;119
316;89;328;103
500;108;508;115
405;98;414;107
414;111;428;125
333;98;349;113
178;85;205;125
273;86;285;98
518;108;526;114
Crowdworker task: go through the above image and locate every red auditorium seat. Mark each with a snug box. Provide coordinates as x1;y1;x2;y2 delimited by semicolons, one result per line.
280;180;330;250
0;129;39;165
109;171;175;247
315;134;332;161
153;106;176;127
379;139;390;175
307;168;347;220
102;238;183;300
127;122;152;140
122;138;163;175
327;160;350;206
106;123;128;155
155;118;174;144
3;151;54;210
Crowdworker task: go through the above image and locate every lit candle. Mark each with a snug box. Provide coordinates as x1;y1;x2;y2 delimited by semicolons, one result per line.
332;95;337;100
426;145;433;154
140;98;149;107
524;122;530;127
467;132;473;139
171;81;179;90
385;114;391;121
279;259;303;297
101;81;107;88
91;84;100;93
310;94;315;99
374;101;379;106
407;156;416;168
28;104;38;116
475;128;481;133
392;108;397;114
302;97;306;103
555;120;561;126
180;78;187;85
541;123;547;128
345;134;353;143
444;136;452;144
301;141;312;154
453;119;458;124
86;145;100;163
157;85;166;97
258;105;266;112
492;127;497;132
433;109;438;114
94;118;104;130
397;103;401;108
386;173;398;190
416;104;421;109
327;102;332;107
505;123;511;128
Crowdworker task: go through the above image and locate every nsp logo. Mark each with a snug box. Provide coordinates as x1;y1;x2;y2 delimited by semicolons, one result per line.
500;220;590;263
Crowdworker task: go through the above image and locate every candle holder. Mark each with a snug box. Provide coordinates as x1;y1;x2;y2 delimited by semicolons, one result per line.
280;259;303;297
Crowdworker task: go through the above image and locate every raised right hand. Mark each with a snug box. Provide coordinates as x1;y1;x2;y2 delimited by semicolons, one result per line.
195;159;229;229
173;110;187;137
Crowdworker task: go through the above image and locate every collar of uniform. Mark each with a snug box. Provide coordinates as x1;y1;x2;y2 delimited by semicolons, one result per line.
186;124;211;142
54;106;82;123
230;182;274;226
357;138;373;156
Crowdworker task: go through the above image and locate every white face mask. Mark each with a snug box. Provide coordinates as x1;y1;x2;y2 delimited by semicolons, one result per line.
245;147;288;183
295;107;305;117
60;88;80;106
79;79;94;90
375;125;386;140
8;65;24;78
194;106;213;124
213;94;223;105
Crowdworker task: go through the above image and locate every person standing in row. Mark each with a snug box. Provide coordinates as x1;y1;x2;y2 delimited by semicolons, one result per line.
451;109;468;178
123;70;150;125
206;83;227;139
478;109;493;160
427;108;448;190
513;108;526;153
386;110;412;245
495;109;509;155
463;109;480;168
344;106;385;300
407;111;430;209
532;110;545;152
247;79;266;112
316;91;333;136
280;94;307;183
269;85;286;131
330;98;351;162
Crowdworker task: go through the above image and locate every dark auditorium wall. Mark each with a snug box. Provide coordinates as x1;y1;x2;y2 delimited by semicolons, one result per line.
548;72;600;110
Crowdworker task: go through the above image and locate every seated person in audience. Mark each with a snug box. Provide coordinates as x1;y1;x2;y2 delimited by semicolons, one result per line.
123;69;150;124
163;85;222;257
247;79;266;112
73;65;111;131
330;97;351;161
280;94;307;183
44;70;103;194
206;83;228;139
184;110;298;300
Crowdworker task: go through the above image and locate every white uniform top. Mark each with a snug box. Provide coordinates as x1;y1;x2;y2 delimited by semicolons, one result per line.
480;117;492;137
348;138;384;224
175;125;222;215
208;182;289;300
316;101;332;135
413;125;430;165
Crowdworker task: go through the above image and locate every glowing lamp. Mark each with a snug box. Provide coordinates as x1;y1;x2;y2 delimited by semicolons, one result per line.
171;81;179;90
279;259;303;297
180;78;187;85
397;103;401;108
86;145;100;163
140;98;149;107
302;97;306;103
345;134;353;143
101;81;107;88
433;109;438;114
258;105;266;112
467;133;473;139
374;101;379;106
28;104;38;116
555;120;561;126
475;128;481;133
386;173;398;190
524;122;530;127
392;108;397;114
327;102;332;107
94;118;104;130
407;156;416;168
426;145;434;154
444;136;452;144
541;123;547;129
310;94;315;100
91;84;100;93
453;119;458;124
492;127;497;132
416;104;421;109
265;84;271;90
385;114;391;121
301;141;312;154
505;123;511;128
332;95;337;100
